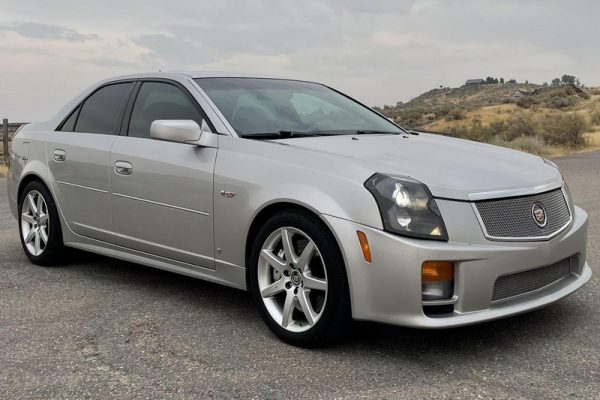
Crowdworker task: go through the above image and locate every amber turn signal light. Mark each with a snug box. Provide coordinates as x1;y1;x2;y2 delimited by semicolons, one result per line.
356;231;371;263
422;261;454;282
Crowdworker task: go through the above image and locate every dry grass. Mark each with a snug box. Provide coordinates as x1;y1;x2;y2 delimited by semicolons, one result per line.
585;131;600;148
418;91;600;157
0;164;8;178
488;130;600;157
424;104;519;132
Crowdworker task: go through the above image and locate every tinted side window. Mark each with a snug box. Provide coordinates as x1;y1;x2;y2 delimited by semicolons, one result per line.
59;105;80;132
128;82;204;138
75;83;133;134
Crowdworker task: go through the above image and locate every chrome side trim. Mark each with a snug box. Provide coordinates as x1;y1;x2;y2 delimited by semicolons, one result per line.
113;231;215;263
471;186;573;242
57;180;108;194
422;295;458;306
112;192;210;216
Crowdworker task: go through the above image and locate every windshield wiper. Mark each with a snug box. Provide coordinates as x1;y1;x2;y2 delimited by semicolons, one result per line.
354;130;402;135
240;130;325;139
240;129;404;139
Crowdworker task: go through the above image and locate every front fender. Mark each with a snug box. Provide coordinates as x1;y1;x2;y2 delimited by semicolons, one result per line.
212;136;382;270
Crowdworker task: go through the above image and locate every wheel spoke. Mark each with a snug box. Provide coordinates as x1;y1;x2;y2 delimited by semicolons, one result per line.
303;274;327;292
22;213;35;224
24;228;36;244
281;292;295;327
36;194;44;216
281;228;297;264
34;231;41;254
261;278;286;298
27;193;38;215
40;227;49;244
260;249;287;273
39;213;48;224
297;241;315;272
298;290;316;326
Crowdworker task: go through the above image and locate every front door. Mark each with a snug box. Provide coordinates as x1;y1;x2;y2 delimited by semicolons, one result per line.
109;80;217;268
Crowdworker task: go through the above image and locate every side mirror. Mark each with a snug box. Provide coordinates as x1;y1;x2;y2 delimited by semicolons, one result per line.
150;120;217;147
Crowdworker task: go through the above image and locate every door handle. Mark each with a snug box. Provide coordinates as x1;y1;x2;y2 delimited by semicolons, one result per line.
53;149;66;162
114;161;133;176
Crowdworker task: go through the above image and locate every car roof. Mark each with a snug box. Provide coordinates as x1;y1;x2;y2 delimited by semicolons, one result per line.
40;72;323;131
102;71;315;82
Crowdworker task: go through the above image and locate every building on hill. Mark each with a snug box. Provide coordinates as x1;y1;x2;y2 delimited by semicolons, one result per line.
512;89;533;100
465;79;485;86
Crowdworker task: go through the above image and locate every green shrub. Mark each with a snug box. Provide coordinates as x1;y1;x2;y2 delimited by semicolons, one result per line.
516;96;534;108
508;136;548;155
591;110;600;126
445;108;466;121
503;113;538;141
540;113;589;148
547;95;575;108
534;87;578;109
448;119;500;143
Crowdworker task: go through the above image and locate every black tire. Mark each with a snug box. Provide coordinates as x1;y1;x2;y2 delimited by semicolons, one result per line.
248;209;350;347
18;180;64;265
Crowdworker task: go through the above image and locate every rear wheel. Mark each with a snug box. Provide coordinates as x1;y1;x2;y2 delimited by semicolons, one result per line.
249;210;349;347
18;181;64;265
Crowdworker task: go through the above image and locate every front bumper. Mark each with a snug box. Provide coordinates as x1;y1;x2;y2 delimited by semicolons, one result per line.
323;201;590;328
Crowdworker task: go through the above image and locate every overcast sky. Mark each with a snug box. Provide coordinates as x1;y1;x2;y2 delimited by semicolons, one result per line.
1;0;598;121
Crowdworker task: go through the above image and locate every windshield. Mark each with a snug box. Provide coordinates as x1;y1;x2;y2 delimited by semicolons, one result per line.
194;78;404;137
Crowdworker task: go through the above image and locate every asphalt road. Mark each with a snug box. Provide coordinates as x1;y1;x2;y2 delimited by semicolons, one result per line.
1;152;598;399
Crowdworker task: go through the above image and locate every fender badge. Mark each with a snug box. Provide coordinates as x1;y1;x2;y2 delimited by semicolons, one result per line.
220;190;236;198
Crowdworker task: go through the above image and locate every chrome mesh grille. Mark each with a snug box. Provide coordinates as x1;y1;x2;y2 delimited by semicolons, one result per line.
492;258;571;301
475;188;570;239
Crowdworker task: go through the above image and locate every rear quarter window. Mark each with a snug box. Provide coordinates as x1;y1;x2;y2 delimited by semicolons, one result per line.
59;106;80;132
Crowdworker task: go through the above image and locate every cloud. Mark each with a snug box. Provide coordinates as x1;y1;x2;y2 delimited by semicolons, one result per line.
0;0;598;121
0;22;98;41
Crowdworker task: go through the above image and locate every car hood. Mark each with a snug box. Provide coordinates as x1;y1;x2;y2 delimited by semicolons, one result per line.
273;133;562;201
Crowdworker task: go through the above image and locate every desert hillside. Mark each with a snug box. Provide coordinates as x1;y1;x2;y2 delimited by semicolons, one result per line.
378;81;600;156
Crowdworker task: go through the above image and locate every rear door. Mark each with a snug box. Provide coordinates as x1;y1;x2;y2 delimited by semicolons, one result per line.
109;80;217;268
47;82;134;242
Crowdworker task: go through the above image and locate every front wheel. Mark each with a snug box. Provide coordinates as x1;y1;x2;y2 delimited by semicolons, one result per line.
249;210;350;347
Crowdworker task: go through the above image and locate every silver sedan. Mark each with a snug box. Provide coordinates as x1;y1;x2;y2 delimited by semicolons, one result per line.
7;72;591;347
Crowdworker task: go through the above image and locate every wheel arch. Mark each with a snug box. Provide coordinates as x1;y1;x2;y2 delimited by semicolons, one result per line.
16;169;70;242
17;172;52;204
244;201;353;310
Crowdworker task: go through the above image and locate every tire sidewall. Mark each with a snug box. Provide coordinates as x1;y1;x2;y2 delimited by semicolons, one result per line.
249;210;349;347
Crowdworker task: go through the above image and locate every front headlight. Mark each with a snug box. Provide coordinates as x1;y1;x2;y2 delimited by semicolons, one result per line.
365;173;448;241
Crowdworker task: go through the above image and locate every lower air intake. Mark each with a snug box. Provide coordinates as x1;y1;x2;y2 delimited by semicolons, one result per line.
492;258;572;302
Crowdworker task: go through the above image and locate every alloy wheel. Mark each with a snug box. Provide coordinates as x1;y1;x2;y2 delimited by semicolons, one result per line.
257;227;328;333
21;190;50;256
